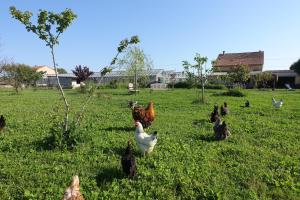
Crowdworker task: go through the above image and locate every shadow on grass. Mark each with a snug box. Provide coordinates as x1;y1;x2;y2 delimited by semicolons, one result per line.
193;119;209;126
103;126;135;132
33;136;56;151
198;134;216;142
96;167;124;186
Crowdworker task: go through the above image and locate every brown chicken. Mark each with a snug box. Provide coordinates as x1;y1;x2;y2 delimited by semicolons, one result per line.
0;115;5;132
214;116;230;140
61;175;84;200
128;100;155;128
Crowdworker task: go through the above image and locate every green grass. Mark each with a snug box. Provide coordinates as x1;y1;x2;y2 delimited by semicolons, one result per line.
0;88;299;199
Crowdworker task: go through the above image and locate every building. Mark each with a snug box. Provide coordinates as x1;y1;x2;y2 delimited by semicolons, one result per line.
32;66;56;76
40;69;184;88
266;70;300;88
213;51;264;72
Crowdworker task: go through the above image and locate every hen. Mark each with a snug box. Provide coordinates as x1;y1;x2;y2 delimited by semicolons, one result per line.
0;115;5;132
129;100;155;128
61;175;84;200
135;121;158;156
210;104;219;123
214;116;230;140
121;140;137;178
272;98;283;109
220;102;229;116
245;100;250;107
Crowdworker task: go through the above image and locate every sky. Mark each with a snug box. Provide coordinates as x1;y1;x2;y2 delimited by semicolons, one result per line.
1;0;300;72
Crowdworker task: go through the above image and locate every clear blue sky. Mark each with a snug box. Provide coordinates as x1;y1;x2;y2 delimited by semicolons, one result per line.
1;0;299;72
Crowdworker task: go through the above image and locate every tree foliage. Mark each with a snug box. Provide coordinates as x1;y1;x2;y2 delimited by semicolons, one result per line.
117;47;153;90
57;68;67;74
290;58;300;74
256;72;274;88
228;65;250;85
72;65;94;84
1;63;44;93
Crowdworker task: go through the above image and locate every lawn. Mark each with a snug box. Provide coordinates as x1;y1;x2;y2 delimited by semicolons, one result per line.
0;88;299;199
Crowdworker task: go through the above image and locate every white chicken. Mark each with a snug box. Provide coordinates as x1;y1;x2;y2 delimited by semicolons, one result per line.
272;98;284;109
135;121;158;156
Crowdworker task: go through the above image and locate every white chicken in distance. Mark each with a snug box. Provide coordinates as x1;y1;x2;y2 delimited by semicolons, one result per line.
272;98;284;109
135;121;158;156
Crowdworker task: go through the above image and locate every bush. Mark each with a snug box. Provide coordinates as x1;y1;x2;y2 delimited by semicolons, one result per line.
173;81;194;89
221;88;246;97
108;80;118;89
204;84;226;90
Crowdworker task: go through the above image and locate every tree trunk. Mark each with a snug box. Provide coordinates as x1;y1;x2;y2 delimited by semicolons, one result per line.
201;71;204;103
51;46;70;132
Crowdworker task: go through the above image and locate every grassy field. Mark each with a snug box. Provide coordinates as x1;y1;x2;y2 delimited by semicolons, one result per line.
0;88;299;199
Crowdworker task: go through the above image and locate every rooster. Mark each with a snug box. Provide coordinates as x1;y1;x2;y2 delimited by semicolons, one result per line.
121;140;137;178
214;116;230;140
135;121;158;156
61;175;84;200
0;115;5;132
272;98;283;109
210;104;219;123
220;102;229;116
129;100;155;128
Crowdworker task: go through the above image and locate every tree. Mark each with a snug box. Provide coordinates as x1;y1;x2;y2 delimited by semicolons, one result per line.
256;72;273;88
72;65;94;84
10;6;76;132
290;58;300;74
182;53;209;103
1;63;43;93
117;47;153;91
57;68;67;74
228;65;250;86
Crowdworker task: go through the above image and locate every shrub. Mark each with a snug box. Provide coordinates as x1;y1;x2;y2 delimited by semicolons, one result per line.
221;88;246;97
204;83;226;90
108;80;118;89
173;81;194;88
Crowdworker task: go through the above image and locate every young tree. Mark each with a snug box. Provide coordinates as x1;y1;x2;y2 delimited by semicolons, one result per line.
57;68;67;74
290;58;300;74
72;65;94;84
117;47;153;91
10;6;76;131
228;65;250;87
182;53;208;103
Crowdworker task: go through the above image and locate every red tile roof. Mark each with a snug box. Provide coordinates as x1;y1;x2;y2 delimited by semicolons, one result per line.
214;51;264;67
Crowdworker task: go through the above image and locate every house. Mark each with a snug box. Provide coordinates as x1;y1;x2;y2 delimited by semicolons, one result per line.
162;70;186;83
213;51;264;72
32;66;56;76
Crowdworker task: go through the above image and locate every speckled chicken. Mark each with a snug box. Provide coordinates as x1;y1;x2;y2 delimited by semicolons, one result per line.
210;104;219;123
220;102;229;116
0;115;5;132
61;175;84;200
214;116;230;140
129;100;155;128
121;140;137;178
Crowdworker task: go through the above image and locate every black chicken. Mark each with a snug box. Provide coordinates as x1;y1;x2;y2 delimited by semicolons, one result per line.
220;102;229;116
0;115;5;132
121;140;137;178
214;116;230;140
245;100;250;107
210;104;219;123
